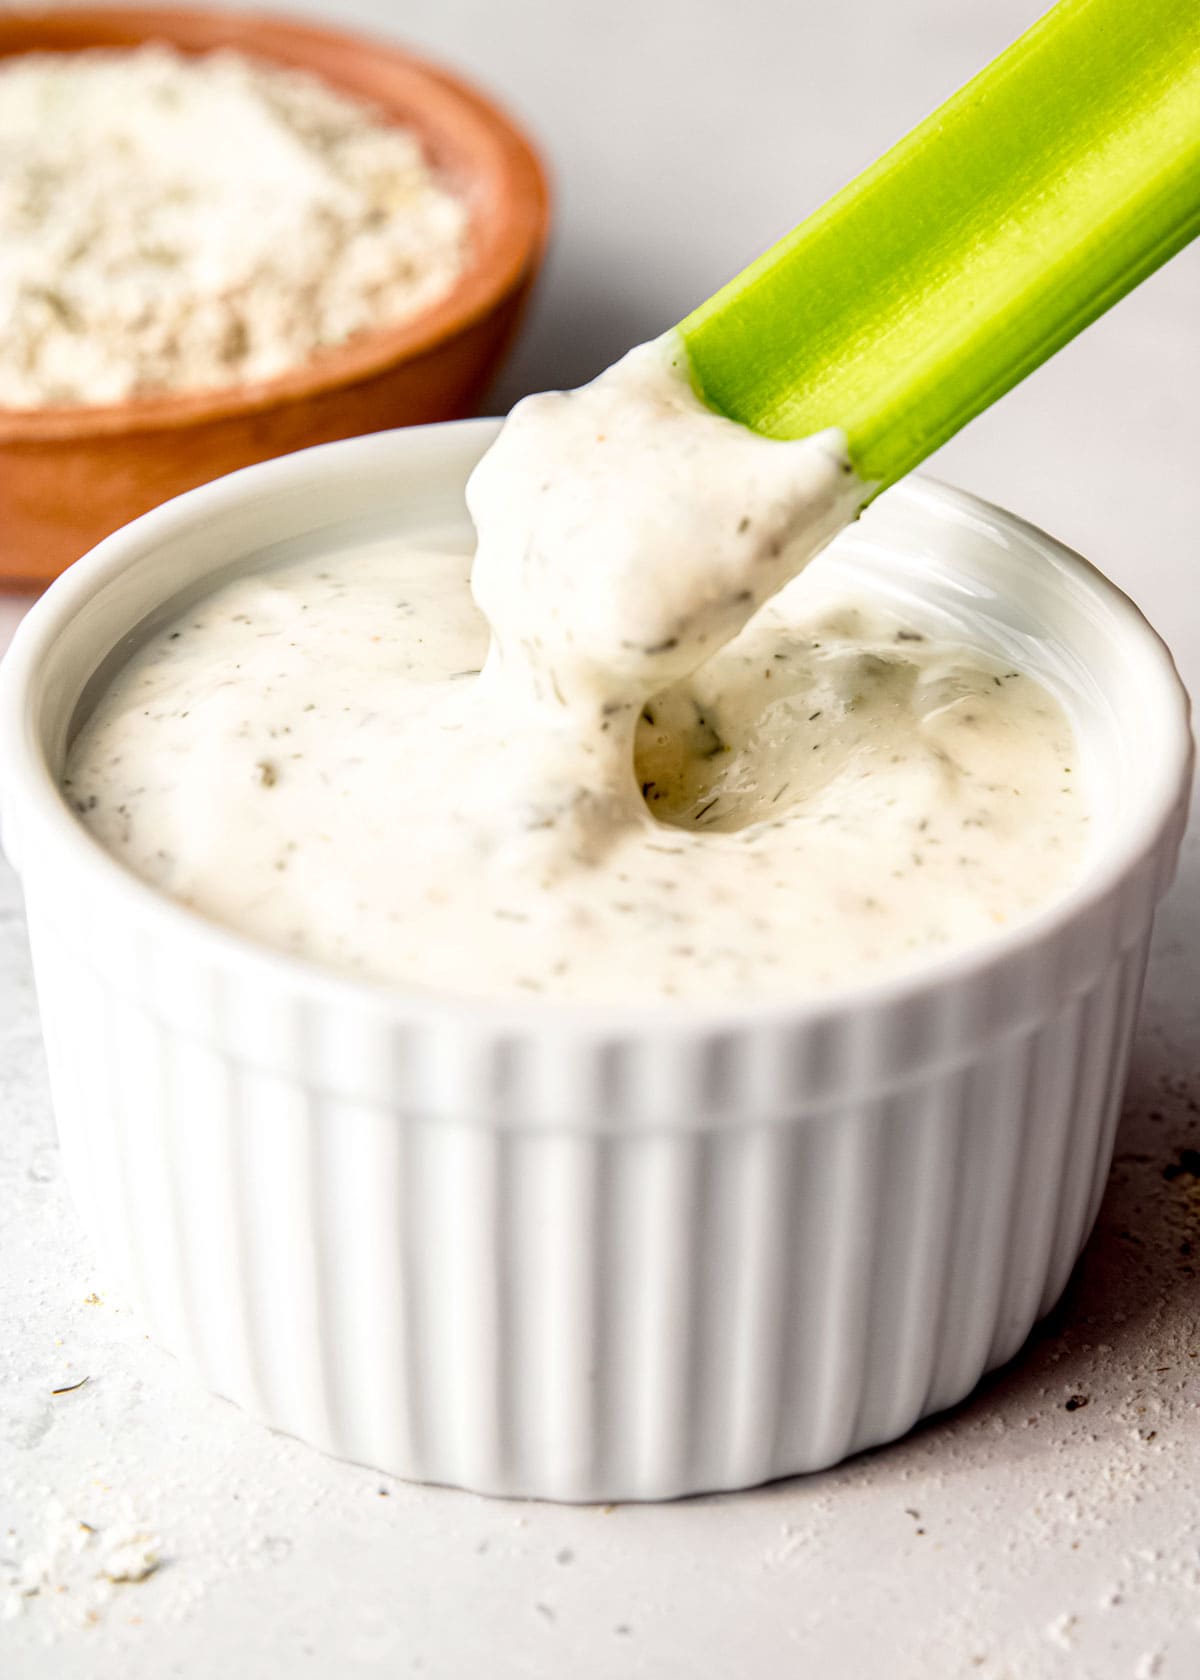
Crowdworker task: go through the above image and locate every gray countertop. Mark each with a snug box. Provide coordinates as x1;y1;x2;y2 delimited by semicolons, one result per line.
2;1;1199;1674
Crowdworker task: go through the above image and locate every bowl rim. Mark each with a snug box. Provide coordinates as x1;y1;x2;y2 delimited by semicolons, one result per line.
0;5;551;442
0;419;1193;1037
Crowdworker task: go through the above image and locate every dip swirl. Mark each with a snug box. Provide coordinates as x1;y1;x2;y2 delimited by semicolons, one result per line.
65;339;1088;1001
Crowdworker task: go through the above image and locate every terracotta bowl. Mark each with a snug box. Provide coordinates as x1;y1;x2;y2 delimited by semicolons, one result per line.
0;6;551;589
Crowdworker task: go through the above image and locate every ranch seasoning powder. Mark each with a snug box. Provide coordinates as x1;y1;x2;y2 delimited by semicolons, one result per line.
0;45;468;407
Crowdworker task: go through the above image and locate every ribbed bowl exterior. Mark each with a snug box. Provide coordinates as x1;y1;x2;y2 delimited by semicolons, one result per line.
17;813;1177;1501
1;436;1192;1501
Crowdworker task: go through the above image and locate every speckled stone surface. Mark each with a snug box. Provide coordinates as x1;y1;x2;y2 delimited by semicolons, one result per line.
2;1;1198;1675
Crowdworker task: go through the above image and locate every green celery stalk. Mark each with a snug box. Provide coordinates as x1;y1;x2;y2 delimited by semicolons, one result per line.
678;0;1200;496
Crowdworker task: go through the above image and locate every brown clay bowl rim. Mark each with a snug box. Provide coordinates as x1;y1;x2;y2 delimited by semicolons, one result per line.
0;5;551;443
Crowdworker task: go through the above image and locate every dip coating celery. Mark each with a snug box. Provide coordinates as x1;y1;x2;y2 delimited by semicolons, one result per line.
679;0;1200;496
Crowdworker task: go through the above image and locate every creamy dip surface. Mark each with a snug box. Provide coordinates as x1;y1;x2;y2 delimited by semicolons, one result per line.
65;339;1090;1003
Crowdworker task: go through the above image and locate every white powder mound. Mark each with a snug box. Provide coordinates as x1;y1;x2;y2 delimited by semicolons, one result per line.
0;44;469;407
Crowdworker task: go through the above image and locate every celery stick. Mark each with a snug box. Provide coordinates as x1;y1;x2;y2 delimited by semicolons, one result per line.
678;0;1200;496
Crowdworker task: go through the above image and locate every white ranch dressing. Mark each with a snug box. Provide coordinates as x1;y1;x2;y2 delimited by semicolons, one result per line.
66;338;1089;1002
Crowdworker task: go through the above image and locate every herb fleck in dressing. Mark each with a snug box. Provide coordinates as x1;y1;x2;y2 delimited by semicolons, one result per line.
66;339;1089;1002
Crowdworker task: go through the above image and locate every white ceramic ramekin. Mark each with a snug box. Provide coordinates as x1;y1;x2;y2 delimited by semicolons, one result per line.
0;424;1191;1502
